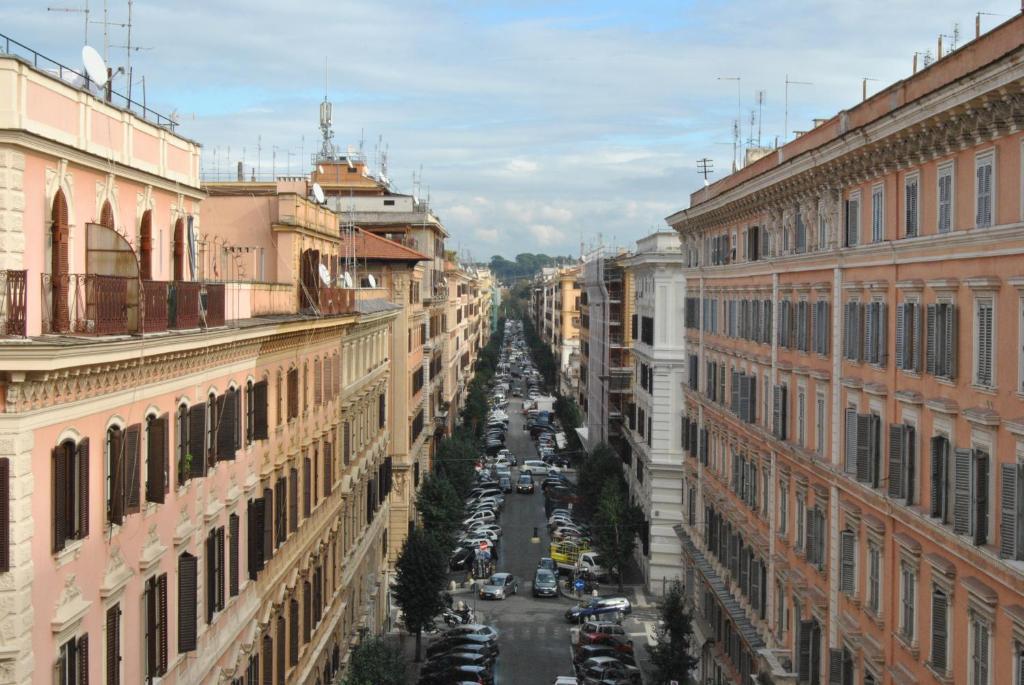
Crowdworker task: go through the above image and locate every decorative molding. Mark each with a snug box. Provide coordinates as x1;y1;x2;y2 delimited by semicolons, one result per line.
139;524;168;572
99;546;133;598
52;575;91;634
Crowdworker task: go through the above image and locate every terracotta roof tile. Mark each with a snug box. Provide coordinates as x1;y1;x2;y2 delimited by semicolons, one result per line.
338;227;429;262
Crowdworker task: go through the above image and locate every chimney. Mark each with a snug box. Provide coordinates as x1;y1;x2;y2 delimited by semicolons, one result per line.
237;161;244;182
913;52;918;74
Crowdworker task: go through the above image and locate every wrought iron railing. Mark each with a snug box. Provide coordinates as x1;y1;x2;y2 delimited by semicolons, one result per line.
169;281;200;330
203;283;225;327
0;270;27;336
41;273;134;334
317;287;356;315
141;280;168;333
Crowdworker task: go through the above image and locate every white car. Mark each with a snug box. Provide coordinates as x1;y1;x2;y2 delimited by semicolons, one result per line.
463;510;496;526
467;523;502;538
520;460;549;475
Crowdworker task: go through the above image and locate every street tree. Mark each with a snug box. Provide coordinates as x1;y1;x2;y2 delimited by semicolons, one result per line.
343;637;407;685
646;580;699;685
434;431;477;498
591;480;643;591
415;473;464;547
576;442;625;520
392;528;448;661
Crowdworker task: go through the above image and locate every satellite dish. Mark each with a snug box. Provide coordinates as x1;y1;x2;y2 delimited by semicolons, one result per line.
317;165;325;174
367;274;377;288
343;272;353;289
312;182;325;204
81;46;108;87
318;263;331;285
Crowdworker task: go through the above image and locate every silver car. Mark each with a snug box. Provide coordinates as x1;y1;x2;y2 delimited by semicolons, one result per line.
479;572;519;600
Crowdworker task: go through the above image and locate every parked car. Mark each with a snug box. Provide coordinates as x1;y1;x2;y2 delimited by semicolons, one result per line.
574;644;636;667
565;596;632;622
516;473;535;493
479;572;519;600
579;621;631;646
426;634;499;659
417;664;494;685
576;656;641;684
422;651;493;673
537;557;558;572
533;568;559;597
520;460;550;475
450;546;475;571
443;624;499;642
424;641;497;663
463;510;496;526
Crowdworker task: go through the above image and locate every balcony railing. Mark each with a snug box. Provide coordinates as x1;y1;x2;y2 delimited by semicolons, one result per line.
41;275;226;336
1;270;27;336
315;287;356;315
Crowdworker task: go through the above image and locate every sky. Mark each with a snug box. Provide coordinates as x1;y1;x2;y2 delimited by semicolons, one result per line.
0;0;1013;260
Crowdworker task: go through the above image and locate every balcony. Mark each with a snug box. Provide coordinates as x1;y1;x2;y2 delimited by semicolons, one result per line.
0;270;27;336
40;274;227;336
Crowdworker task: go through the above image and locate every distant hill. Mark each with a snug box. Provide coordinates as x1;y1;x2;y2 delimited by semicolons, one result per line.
488;253;576;282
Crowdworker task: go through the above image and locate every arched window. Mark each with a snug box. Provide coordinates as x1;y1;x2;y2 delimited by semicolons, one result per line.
176;403;188;486
206;392;217;459
172;218;185;281
99;200;115;230
50;189;70;332
245;380;255;445
276;370;284;426
139;209;153;279
105;425;123;524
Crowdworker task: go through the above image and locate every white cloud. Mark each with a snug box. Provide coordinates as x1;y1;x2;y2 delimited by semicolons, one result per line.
528;224;565;246
505;159;539;174
474;227;500;242
448;204;478;222
539;205;573;223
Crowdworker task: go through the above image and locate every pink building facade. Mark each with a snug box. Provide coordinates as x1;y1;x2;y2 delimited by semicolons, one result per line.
0;50;396;685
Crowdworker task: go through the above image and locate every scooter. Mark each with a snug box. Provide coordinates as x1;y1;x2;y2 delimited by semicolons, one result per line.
442;606;475;626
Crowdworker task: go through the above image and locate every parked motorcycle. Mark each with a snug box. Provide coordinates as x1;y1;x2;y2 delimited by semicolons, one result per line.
441;606;475;626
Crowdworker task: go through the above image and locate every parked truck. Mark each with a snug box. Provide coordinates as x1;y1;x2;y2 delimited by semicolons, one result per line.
550;539;590;572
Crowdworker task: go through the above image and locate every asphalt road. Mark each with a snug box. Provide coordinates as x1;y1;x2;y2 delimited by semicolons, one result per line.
473;395;578;685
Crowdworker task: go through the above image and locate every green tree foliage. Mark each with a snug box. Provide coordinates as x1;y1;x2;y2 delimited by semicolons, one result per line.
488;253;575;282
591;480;644;591
434;431;478;499
554;395;583;430
521;317;557;388
646;580;699;685
343;637;407;685
415;474;464;548
393;528;448;661
575;443;625;520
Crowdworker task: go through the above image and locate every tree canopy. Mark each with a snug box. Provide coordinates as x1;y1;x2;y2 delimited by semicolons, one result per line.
646;580;699;684
591;480;644;591
392;528;449;661
488;253;575;282
343;637;407;685
415;473;464;548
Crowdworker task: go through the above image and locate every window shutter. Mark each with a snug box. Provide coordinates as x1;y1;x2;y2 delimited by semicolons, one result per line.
206;531;216;624
262;634;273;685
248;497;265;580
888;424;906;499
158;574;168;674
839;530;855;594
253;380;268;440
931;588;948;672
109;430;125;526
288;468;298;534
772;385;781;438
924;303;938;375
731;370;740;414
188;405;206;476
303;458;311;518
124;424;141;514
106;604;120;685
78;633;89;685
146;414;167;504
930;437;948;520
263;486;274;561
216;527;225;611
289;598;299;666
52;446;68;553
999;463;1024;559
276;615;285;684
324;442;333;496
953;448;973;535
217;393;233;461
76;438;89;539
864;302;875;364
145;580;157;678
229;513;240;596
945;305;957;379
845;408;858;475
855;415;871;483
798;620;813;680
828;648;843;685
302;582;311;643
178;553;198;652
895;304;906;369
314;360;322;406
973;451;989;546
805;508;817;564
904;425;916;505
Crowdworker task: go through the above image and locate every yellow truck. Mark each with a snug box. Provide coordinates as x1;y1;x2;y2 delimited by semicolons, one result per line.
550;539;590;572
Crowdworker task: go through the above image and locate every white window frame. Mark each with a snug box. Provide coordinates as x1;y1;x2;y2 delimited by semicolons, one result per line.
868;543;882;616
871;183;885;242
938;161;955;234
779;479;788;536
975;150;996;229
797;388;806;446
969;613;991;685
816;394;826;456
818;214;827;251
846;190;862;247
974;296;996;388
900;563;916;641
905;172;920;238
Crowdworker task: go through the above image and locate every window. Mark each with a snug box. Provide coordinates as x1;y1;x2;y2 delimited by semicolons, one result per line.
143;573;168;681
1001;461;1024;560
145;413;168;504
56;634;88;685
871;184;884;242
843;300;862;361
287;367;299;420
106;603;121;685
926;302;957;379
772;384;788;440
817;214;827;250
895;302;922;372
845;409;882;488
976;151;994;228
970;614;990;685
938;163;954;233
106;424;142;526
795;494;805;552
805;506;826;569
905;174;919;238
887;423;916;505
815;396;825;456
931;435;952;523
863;301;887;366
867;544;881;614
931;586;949;674
206;526;226;622
229;513;240;597
975;298;994;387
794;211;806;253
779;480;788;536
812;300;829;356
52;438;89;552
797;390;806;446
900;563;916;642
954;448;990;545
178;552;198;653
844;193;861;247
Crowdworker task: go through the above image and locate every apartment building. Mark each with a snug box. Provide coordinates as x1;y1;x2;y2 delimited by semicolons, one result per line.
619;232;686;594
667;15;1024;685
0;46;398;685
532;265;582;396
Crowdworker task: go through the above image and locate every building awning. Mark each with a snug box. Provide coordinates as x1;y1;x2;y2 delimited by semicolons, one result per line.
555;432;567;449
674;524;765;650
573;427;589;451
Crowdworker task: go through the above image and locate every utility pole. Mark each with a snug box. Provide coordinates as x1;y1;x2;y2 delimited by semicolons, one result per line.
784;74;813;145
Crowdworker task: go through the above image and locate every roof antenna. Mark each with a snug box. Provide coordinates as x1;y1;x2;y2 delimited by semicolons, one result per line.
48;0;90;45
318;58;336;162
784;74;813;144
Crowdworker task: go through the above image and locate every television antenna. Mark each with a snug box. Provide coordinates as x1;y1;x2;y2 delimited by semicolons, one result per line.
318;58;336;161
784;74;813;144
976;12;1007;38
47;1;90;44
717;76;741;170
755;90;765;147
697;158;714;183
861;77;880;102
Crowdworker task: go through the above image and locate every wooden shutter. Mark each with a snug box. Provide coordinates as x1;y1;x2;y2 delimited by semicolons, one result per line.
289;468;298;533
145;579;157;678
888;424;906;499
124;424;141;514
206;531;216;623
925;303;938;375
263;486;273;562
314;360;322;407
944;304;957;379
188;405;206;477
109;430;125;526
855;414;871;483
324;442;333;496
953;448;973;535
828;647;843;685
798;620;813;680
772;385;781;438
1000;463;1024;559
229;513;240;596
287;369;299;419
289;598;299;666
216;393;233;461
262;634;273;685
0;458;7;571
931;588;948;672
839;530;855;595
216;527;225;611
844;408;858;475
303;458;311;518
157;573;168;674
895;303;906;369
931;437;948;520
106;604;120;685
53;445;68;552
253;380;269;440
178;553;198;652
248;497;265;580
973;451;989;546
302;582;311;643
805;508;817;565
146;415;167;503
78;633;89;685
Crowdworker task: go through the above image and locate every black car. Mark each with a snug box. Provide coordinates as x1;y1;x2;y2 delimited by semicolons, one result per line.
533;568;559;597
426;635;499;659
516;474;535;493
417;664;493;685
450;546;475;571
422;651;493;672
